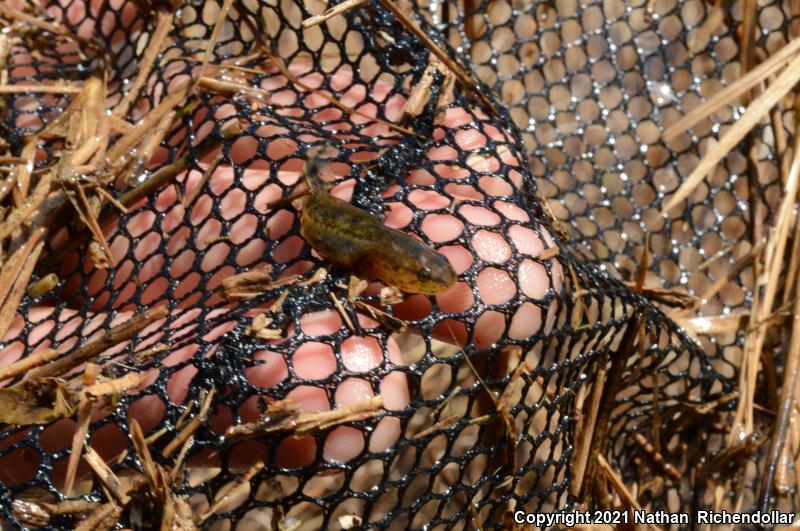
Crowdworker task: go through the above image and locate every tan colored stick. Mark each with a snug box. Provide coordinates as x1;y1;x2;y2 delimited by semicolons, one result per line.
0;84;82;94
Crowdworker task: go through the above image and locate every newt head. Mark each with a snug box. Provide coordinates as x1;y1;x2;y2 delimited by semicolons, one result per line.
411;250;458;295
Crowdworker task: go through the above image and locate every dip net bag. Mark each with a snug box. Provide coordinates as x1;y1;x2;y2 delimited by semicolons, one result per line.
0;0;788;527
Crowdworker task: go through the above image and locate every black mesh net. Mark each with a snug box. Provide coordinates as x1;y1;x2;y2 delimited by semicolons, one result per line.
0;0;786;527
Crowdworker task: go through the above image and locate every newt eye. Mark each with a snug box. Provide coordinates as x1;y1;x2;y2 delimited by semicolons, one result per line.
416;269;433;282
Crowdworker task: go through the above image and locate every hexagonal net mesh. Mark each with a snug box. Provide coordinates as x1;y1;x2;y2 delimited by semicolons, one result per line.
0;0;787;527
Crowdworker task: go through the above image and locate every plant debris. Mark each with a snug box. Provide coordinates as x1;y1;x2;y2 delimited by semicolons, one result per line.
225;396;384;441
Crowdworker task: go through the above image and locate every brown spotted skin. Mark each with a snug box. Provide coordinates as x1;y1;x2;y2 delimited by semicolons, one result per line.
300;189;457;295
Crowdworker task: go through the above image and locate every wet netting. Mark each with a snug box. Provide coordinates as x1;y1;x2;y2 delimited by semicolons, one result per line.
0;0;793;527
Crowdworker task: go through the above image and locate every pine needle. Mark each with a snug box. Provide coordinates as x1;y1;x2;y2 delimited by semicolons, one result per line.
193;0;233;93
113;11;174;118
662;38;800;144
730;124;800;440
739;0;757;75
0;3;60;34
375;0;497;115
0;170;52;241
0;229;46;340
757;258;800;511
302;0;368;28
105;80;189;166
662;51;800;214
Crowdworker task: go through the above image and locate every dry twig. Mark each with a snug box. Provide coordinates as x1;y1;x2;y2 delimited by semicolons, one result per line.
226;396;384;440
302;0;368;28
25;306;169;380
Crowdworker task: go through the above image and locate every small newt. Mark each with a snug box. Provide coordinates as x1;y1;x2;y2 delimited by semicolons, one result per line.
299;158;457;295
